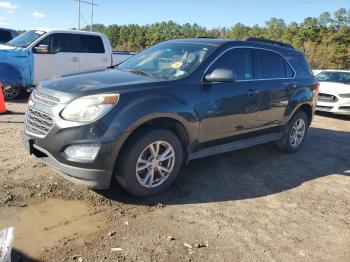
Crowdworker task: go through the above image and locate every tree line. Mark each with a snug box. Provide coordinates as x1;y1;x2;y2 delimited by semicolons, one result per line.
83;7;347;69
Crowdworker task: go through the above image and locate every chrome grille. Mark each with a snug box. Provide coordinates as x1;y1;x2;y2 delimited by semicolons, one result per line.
33;90;60;106
318;93;338;103
25;107;54;137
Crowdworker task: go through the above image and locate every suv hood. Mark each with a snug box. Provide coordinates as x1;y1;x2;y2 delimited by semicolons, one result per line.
38;69;161;102
319;81;350;95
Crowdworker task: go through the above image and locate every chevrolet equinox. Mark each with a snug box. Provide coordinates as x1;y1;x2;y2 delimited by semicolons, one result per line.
22;38;318;197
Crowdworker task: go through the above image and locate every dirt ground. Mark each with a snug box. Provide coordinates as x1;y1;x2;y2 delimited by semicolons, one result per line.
0;100;349;262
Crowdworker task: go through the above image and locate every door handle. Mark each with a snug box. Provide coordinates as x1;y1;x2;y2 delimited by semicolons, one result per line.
71;57;79;62
247;88;259;96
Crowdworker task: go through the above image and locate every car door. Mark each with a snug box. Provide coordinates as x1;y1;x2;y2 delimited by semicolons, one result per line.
254;49;296;127
195;48;261;143
33;33;80;85
77;34;110;72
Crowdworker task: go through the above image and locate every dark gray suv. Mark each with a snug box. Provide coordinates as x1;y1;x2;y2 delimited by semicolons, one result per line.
22;38;318;197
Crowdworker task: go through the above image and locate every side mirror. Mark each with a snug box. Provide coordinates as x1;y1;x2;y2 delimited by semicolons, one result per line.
34;44;49;54
205;68;235;82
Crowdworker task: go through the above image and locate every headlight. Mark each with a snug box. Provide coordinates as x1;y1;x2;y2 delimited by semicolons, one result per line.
61;94;119;122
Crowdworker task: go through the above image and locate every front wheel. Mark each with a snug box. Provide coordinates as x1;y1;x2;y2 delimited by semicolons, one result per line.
3;85;22;100
275;111;309;153
116;129;183;197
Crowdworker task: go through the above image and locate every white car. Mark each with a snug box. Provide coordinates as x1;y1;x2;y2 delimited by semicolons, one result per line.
0;29;134;100
315;70;350;115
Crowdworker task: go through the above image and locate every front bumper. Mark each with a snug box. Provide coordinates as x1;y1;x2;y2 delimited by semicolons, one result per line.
22;132;113;189
316;96;350;115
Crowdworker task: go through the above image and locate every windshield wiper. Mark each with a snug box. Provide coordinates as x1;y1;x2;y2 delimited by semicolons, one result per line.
123;69;155;78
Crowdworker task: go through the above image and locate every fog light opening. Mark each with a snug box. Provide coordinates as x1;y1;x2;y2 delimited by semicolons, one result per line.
64;144;101;162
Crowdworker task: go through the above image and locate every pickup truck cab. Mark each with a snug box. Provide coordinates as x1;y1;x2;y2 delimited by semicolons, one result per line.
0;28;18;43
0;29;133;100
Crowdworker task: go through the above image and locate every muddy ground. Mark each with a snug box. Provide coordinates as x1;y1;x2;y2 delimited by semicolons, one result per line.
0;100;349;262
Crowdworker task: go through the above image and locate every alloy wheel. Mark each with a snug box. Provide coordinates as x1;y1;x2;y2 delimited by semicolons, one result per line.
3;85;21;100
289;118;306;148
136;141;175;188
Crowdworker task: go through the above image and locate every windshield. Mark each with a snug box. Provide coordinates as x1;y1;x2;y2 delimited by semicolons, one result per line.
7;30;46;48
316;71;350;84
118;42;217;80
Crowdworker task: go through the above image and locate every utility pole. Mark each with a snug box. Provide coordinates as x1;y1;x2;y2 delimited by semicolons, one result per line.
75;0;98;31
91;0;94;32
77;0;81;30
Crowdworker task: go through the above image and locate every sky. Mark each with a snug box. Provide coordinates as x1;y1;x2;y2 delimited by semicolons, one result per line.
0;0;349;30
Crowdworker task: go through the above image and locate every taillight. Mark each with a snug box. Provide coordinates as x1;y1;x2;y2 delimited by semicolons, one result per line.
314;80;320;95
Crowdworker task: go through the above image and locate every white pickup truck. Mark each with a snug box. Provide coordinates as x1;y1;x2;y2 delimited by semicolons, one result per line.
0;29;134;99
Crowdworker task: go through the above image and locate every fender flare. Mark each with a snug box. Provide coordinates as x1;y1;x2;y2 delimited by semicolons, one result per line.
285;87;314;122
106;94;199;157
0;62;26;87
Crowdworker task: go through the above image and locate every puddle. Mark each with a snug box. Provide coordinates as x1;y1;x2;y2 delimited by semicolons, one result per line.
0;199;107;259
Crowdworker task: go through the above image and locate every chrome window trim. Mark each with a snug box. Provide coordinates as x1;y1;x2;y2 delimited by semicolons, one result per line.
202;46;297;83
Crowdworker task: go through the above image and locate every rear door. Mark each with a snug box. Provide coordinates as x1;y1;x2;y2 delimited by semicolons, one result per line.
254;49;296;127
77;34;110;72
196;48;261;143
33;33;80;85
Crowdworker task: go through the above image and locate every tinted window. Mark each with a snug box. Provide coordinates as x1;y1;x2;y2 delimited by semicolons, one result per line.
79;35;105;53
256;49;293;79
285;61;294;78
50;33;78;53
210;48;253;80
0;30;13;43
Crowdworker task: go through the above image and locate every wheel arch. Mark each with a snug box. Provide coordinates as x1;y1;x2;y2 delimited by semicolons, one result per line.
115;115;194;169
0;62;26;87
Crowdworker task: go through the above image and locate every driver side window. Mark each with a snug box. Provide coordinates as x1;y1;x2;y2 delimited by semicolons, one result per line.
34;33;78;54
210;48;254;81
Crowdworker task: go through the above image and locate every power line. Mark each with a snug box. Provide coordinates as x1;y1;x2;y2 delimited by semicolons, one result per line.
75;0;98;31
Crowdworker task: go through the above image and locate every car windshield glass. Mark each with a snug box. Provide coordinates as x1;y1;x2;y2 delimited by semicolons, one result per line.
118;42;217;80
7;30;46;48
316;71;350;84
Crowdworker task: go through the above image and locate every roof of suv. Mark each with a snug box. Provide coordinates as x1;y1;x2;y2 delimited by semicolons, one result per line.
168;38;301;54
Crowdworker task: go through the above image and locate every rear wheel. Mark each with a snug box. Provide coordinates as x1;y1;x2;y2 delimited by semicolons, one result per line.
276;111;309;153
3;85;22;100
116;129;183;197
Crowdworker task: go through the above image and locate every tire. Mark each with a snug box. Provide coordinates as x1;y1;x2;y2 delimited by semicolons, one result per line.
3;85;22;100
275;111;309;153
116;129;183;197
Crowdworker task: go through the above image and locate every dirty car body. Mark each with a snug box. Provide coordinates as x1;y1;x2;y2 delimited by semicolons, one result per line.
22;38;317;196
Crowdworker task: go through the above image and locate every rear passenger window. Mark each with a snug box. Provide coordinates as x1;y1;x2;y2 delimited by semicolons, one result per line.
210;48;253;80
79;35;105;53
285;61;294;78
256;49;294;79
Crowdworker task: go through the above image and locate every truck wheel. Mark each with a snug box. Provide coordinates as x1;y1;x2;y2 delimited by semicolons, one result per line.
116;129;183;197
275;111;309;153
3;85;21;100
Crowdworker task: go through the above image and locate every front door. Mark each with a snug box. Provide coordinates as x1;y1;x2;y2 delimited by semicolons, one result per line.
195;48;261;143
33;33;80;85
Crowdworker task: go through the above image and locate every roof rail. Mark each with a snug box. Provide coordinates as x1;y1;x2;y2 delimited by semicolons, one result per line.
245;37;294;49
